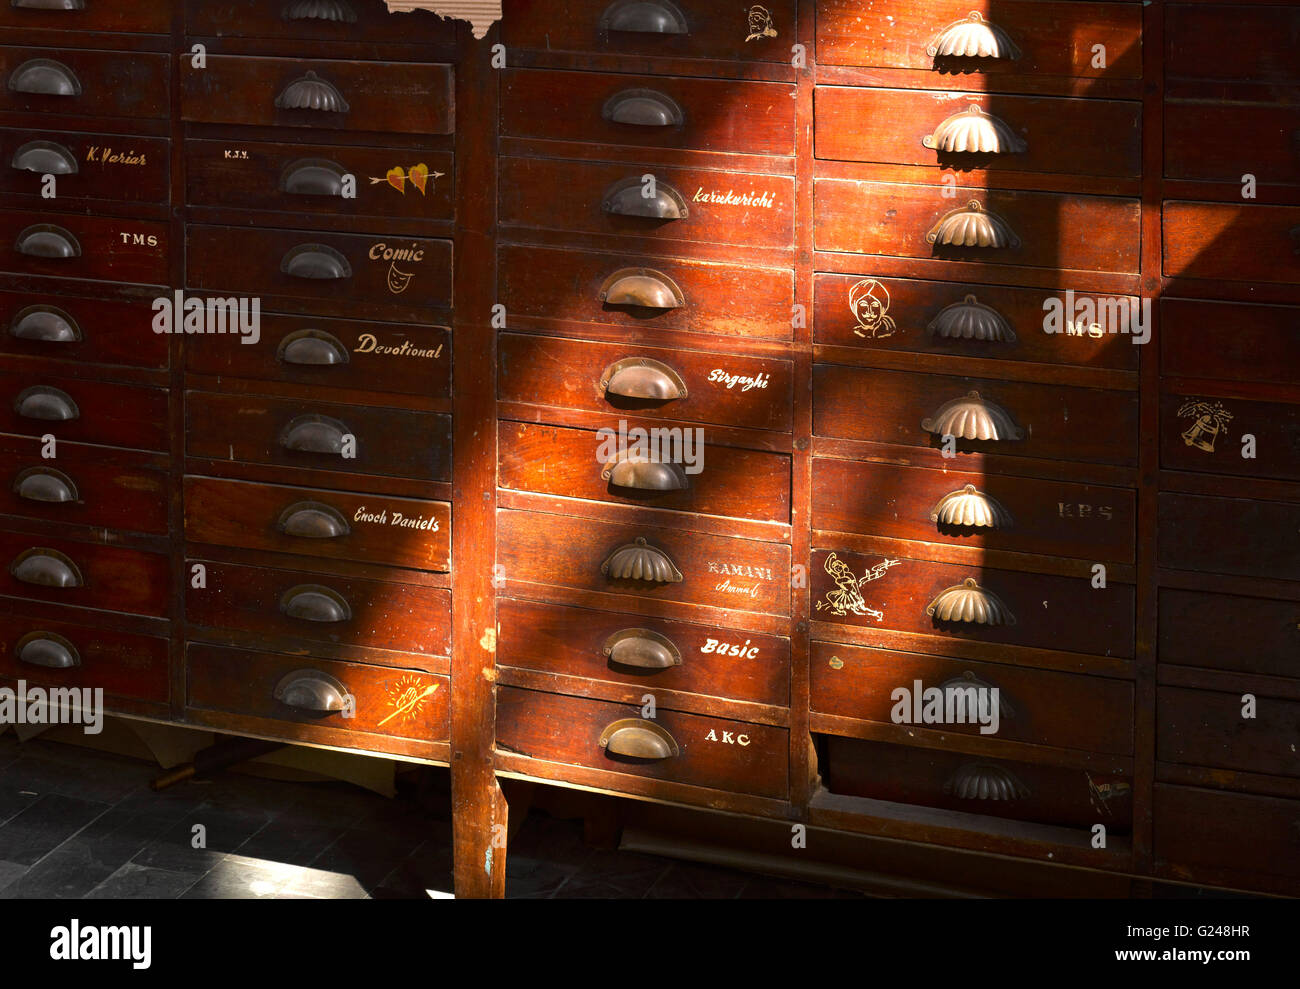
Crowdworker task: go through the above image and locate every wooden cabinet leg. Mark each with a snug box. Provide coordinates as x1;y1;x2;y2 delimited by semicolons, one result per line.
452;770;508;898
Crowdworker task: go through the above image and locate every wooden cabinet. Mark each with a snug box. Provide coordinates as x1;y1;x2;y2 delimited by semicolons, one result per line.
5;0;1295;902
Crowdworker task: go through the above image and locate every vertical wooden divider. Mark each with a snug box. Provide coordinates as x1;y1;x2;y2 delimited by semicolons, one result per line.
789;0;816;816
168;1;187;723
450;19;507;898
1133;0;1165;885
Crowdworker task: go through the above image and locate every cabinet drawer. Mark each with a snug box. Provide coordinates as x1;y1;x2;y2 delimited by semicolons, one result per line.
186;391;452;483
502;69;795;158
824;736;1132;832
1;289;168;370
0;530;169;618
1166;4;1300;87
184;312;449;398
181;55;454;136
813;273;1141;372
498;243;794;342
815;179;1141;274
816;87;1141;180
812;640;1133;755
0;128;168;206
500;157;795;250
186;559;450;659
814;364;1139;467
184;0;458;46
1;0;169;35
497;686;789;800
1162;299;1300;387
1165;102;1300;187
1159;686;1299;781
0;369;168;452
498;598;789;708
500;333;794;432
1159;588;1300;681
1154;785;1300;893
185;140;453;222
0;436;167;535
1159;493;1300;584
1164;201;1300;285
0;209;168;286
1161;392;1300;484
501;0;794;64
498;509;790;617
186;643;449;745
0;612;168;706
810;548;1135;659
817;0;1142;82
186;224;453;311
499;421;790;524
812;458;1136;565
185;476;450;573
0;47;169;121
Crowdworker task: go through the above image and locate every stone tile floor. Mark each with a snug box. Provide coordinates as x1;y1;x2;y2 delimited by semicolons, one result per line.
0;733;853;899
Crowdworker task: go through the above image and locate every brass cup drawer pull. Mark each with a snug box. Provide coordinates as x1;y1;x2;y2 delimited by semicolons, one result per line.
15;630;80;669
276;501;351;539
7;58;81;97
944;762;1030;801
15;223;81;259
280;244;351;281
921;390;1024;442
602;457;689;491
13;466;78;504
14;385;79;422
602;89;684;127
927;200;1020;250
10;140;78;174
283;0;357;23
599;718;680;759
279;413;351;456
926;577;1017;626
923;106;1026;155
10;305;81;343
927;11;1021;62
274;70;350;113
930;484;1014;530
598;357;687;400
280;158;350;197
928;295;1016;344
10;547;84;588
601;536;683;583
277;328;350;366
273;669;349;713
602;175;689;219
603;628;682;669
598;268;685;309
599;0;688;35
279;584;352;624
939;670;1017;719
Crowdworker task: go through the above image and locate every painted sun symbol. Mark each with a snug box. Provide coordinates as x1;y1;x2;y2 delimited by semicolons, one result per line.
380;676;439;728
